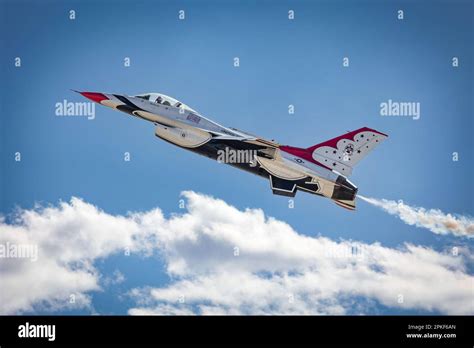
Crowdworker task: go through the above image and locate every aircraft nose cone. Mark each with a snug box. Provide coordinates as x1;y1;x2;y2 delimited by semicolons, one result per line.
79;91;109;103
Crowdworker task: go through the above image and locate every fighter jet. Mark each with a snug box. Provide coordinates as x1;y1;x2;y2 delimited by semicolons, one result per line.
78;91;388;210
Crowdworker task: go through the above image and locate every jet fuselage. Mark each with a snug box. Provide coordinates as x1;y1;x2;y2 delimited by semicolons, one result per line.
78;91;388;210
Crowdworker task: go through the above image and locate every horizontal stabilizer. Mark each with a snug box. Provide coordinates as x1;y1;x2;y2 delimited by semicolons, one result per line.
333;199;356;210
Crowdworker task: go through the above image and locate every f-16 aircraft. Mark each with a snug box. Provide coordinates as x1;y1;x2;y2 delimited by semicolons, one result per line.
78;91;388;210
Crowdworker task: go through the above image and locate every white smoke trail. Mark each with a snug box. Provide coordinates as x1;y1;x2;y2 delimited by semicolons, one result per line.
358;195;474;238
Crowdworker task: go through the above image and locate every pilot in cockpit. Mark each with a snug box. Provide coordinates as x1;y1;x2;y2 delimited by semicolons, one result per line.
155;96;163;104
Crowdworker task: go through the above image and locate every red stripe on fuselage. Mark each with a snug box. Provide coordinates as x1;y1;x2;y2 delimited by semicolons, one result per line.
279;145;332;170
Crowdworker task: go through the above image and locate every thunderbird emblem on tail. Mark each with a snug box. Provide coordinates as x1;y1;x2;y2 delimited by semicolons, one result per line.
78;91;388;210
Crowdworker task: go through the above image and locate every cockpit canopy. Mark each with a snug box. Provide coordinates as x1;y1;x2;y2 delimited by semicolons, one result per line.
133;93;197;114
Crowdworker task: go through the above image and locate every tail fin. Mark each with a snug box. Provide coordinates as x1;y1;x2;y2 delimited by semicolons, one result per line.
307;127;388;176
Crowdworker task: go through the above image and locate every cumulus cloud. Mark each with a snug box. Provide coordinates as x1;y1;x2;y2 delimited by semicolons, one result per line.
0;198;164;314
127;192;473;315
358;196;474;238
1;193;472;315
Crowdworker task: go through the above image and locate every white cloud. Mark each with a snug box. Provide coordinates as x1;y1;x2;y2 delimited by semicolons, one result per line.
126;192;473;315
358;196;474;238
0;198;164;314
102;270;126;287
1;193;472;315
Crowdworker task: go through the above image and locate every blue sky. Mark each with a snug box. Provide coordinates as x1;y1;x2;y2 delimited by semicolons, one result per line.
0;0;472;315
